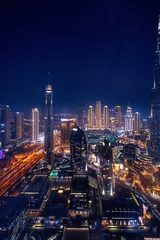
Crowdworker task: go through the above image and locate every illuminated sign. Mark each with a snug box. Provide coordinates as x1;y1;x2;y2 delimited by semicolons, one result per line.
46;90;51;93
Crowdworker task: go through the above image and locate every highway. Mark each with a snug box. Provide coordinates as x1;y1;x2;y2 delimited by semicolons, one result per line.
0;143;44;196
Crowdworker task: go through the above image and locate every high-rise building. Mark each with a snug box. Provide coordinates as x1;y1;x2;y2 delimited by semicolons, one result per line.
96;101;102;128
125;105;133;134
15;112;24;140
114;106;122;129
0;105;11;147
150;16;160;161
70;126;87;172
61;118;76;149
103;106;109;128
88;106;94;128
32;108;39;142
44;85;54;167
134;112;140;133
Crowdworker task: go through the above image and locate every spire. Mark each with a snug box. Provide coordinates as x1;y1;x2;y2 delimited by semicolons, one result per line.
153;77;156;89
157;15;160;51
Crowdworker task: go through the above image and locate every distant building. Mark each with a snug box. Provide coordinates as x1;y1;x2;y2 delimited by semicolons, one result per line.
0;104;11;147
96;101;102;128
142;118;148;130
15;112;24;140
114;106;122;129
70;126;87;172
44;85;54;167
134;112;140;133
125;105;133;134
61;118;76;149
88;106;94;128
103;106;109;128
32;108;39;142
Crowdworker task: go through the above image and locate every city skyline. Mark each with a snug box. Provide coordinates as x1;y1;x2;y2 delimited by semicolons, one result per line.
0;1;160;116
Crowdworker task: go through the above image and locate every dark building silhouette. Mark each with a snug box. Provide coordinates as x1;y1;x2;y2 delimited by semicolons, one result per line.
44;85;54;167
0;105;11;147
150;16;160;162
70;126;87;172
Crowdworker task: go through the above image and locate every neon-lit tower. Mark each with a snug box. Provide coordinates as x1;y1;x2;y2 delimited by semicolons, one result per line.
150;16;160;161
44;85;54;168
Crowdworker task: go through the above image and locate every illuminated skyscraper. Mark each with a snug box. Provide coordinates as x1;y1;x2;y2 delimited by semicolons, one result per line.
114;106;122;129
103;106;109;128
88;106;94;128
0;105;11;147
96;101;102;128
15;112;24;140
61;118;76;149
134;112;140;132
125;105;133;134
150;16;160;161
32;108;39;142
44;85;54;167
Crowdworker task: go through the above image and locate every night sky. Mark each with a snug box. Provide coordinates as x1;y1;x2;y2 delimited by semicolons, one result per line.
1;0;160;117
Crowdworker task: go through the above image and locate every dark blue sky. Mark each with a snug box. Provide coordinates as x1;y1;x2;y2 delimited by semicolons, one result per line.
1;0;160;117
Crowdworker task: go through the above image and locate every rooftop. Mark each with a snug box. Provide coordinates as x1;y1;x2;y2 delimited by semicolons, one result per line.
22;175;48;193
62;227;89;240
71;175;88;193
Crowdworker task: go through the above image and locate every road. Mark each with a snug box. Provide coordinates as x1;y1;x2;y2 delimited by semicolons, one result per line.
0;143;44;196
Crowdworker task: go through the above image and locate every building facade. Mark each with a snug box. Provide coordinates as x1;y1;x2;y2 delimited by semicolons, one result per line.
70;126;87;172
44;85;54;167
150;16;160;161
96;101;102;128
61;118;76;149
88;106;94;128
114;106;122;129
32;108;39;142
15;112;24;140
125;105;133;134
0;105;11;147
103;106;109;129
134;112;140;133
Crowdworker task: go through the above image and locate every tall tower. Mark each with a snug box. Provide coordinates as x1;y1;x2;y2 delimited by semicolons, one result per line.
96;101;102;128
134;112;140;132
150;16;160;161
44;85;54;167
88;106;94;128
125;105;133;134
15;112;24;140
114;106;122;129
0;105;11;147
32;108;39;142
103;106;109;128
